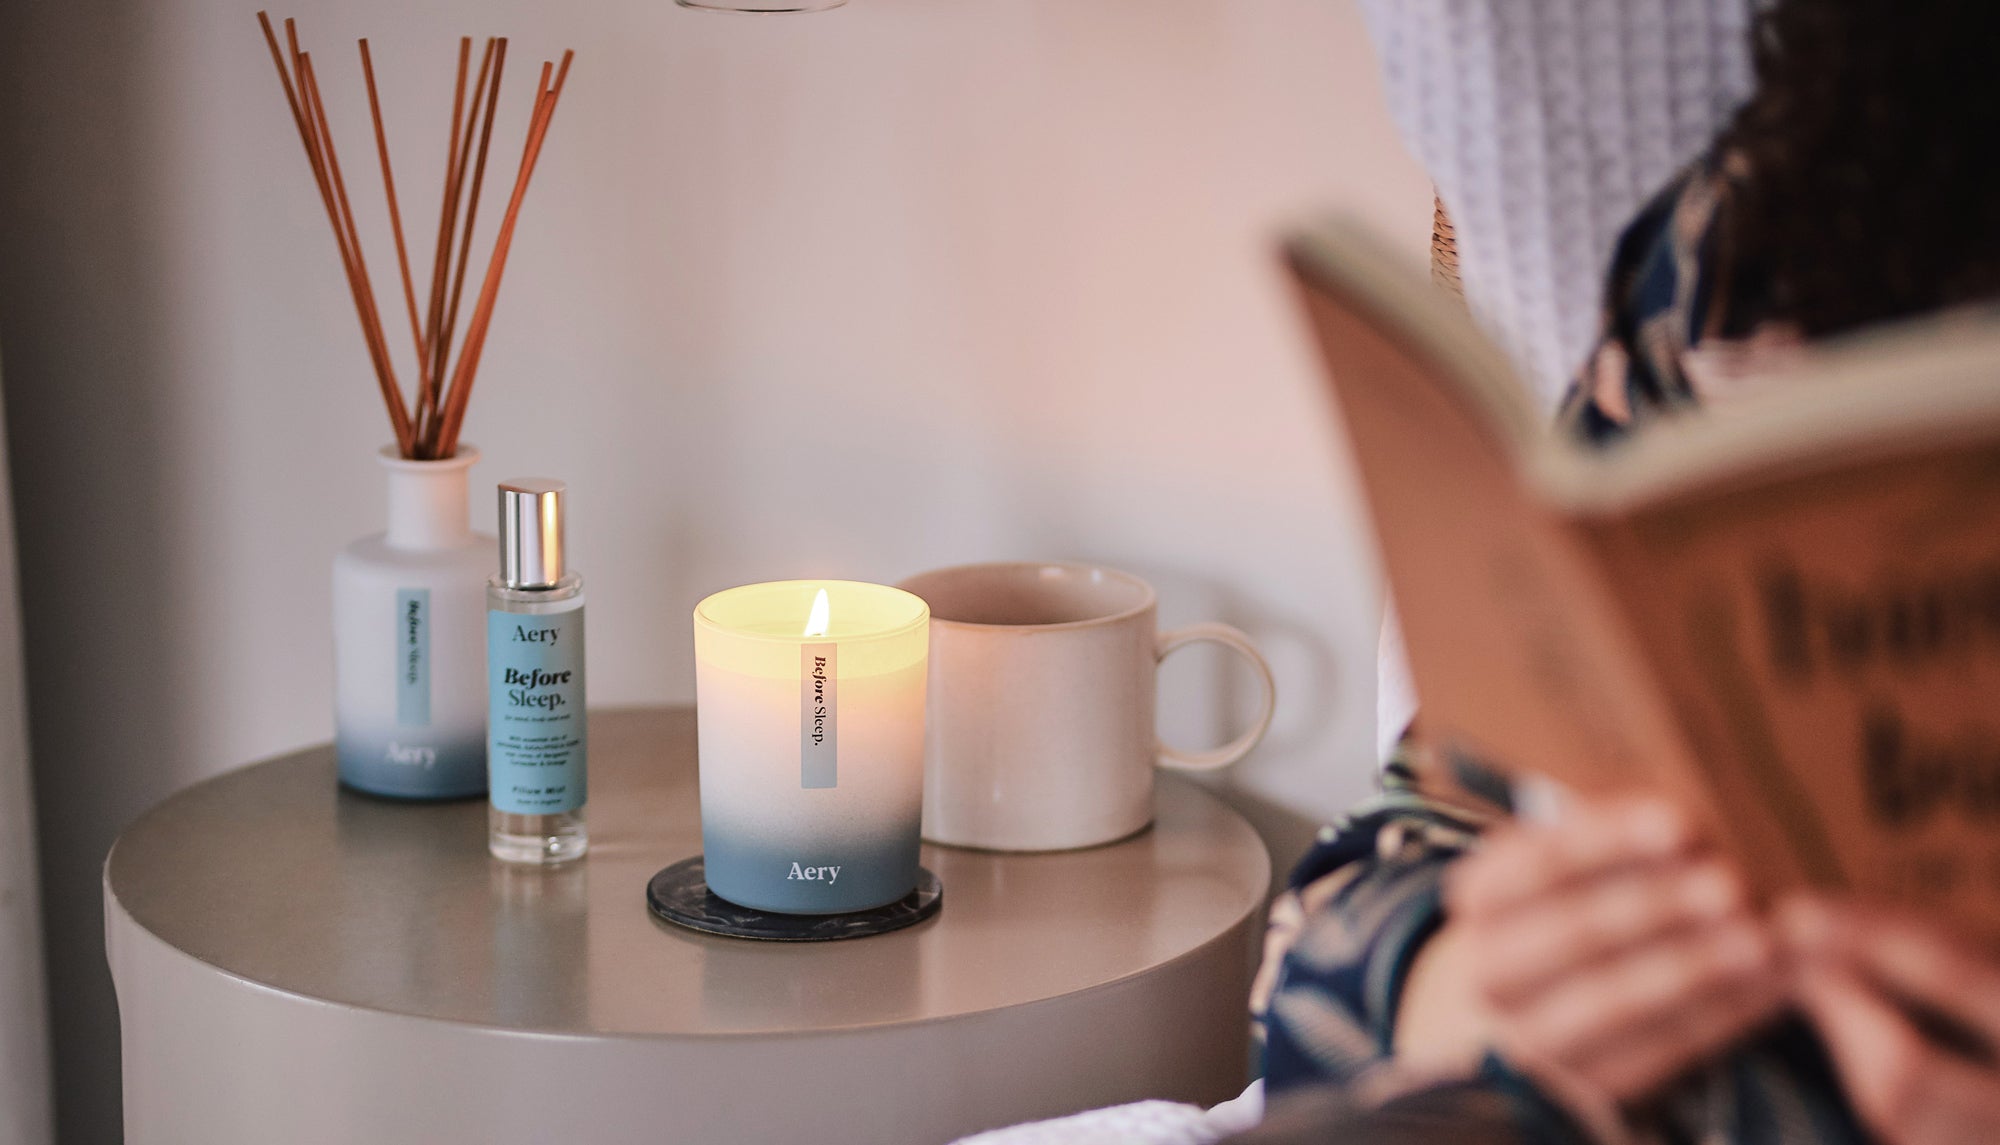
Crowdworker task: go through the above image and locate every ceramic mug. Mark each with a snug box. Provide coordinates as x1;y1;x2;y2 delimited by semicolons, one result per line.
898;561;1277;851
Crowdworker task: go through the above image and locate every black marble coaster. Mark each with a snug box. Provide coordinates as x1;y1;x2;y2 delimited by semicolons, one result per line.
646;857;942;941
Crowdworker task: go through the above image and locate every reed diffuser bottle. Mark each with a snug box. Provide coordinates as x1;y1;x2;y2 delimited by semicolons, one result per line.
333;446;493;798
488;479;588;863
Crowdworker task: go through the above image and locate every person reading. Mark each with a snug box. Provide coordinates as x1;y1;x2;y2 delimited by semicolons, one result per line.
1255;3;2000;1142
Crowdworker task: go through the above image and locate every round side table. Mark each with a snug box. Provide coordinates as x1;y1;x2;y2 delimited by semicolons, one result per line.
105;707;1270;1145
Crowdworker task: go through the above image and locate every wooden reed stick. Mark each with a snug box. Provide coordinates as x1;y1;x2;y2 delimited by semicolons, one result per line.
277;29;363;343
549;52;574;138
422;39;503;451
256;14;318;192
284;24;355;279
434;53;570;458
360;39;427;399
270;18;347;273
259;13;412;455
434;59;566;457
303;54;390;380
418;37;474;445
418;39;498;450
268;20;363;351
302;52;414;454
432;42;508;454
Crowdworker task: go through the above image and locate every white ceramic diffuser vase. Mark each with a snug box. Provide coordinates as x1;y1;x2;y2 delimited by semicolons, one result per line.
333;445;493;799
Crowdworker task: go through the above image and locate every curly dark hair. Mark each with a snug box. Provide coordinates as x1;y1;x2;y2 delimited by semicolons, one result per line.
1715;0;2000;338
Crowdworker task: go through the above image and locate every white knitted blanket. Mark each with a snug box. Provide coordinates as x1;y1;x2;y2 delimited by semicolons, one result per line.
1358;0;1754;407
949;1083;1263;1145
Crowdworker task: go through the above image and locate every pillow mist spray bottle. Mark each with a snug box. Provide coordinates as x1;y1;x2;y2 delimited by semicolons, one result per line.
487;479;588;863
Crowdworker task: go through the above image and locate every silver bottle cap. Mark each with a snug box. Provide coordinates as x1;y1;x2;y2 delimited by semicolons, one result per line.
497;478;566;589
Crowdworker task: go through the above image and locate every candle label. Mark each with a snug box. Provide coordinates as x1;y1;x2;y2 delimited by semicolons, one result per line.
801;642;838;788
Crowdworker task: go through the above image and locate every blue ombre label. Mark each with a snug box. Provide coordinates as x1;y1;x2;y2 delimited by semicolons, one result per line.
487;603;587;814
396;589;431;725
701;825;920;915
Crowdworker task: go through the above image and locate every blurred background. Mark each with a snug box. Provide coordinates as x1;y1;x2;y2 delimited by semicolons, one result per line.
0;1;1429;1139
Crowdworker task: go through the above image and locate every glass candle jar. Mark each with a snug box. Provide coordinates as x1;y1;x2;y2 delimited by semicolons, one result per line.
693;580;928;914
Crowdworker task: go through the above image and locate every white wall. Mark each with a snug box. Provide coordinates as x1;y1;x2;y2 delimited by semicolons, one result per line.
0;1;1429;1139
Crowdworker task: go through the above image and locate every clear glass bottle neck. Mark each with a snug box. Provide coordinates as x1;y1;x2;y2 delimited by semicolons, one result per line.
488;571;584;606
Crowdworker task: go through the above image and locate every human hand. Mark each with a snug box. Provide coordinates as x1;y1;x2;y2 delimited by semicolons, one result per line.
1439;796;1786;1106
1782;895;2000;1144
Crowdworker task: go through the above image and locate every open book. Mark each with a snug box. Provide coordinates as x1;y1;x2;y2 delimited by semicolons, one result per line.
1286;218;2000;937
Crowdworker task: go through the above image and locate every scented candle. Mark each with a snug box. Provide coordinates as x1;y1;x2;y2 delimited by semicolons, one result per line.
693;581;928;913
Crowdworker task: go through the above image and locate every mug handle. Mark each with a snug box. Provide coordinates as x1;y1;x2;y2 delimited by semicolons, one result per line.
1154;622;1277;772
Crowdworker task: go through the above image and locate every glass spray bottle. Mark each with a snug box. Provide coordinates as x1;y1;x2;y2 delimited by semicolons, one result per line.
487;478;588;863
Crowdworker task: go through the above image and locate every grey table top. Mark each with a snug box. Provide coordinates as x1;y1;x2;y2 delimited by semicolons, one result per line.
106;706;1271;1038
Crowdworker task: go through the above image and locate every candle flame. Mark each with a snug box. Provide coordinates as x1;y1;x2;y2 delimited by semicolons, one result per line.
802;588;831;638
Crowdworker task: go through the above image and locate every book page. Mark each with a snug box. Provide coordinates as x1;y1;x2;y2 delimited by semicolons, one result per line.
1587;441;2000;937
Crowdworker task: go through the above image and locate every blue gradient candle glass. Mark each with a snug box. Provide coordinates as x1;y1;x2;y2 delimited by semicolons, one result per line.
693;581;929;914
